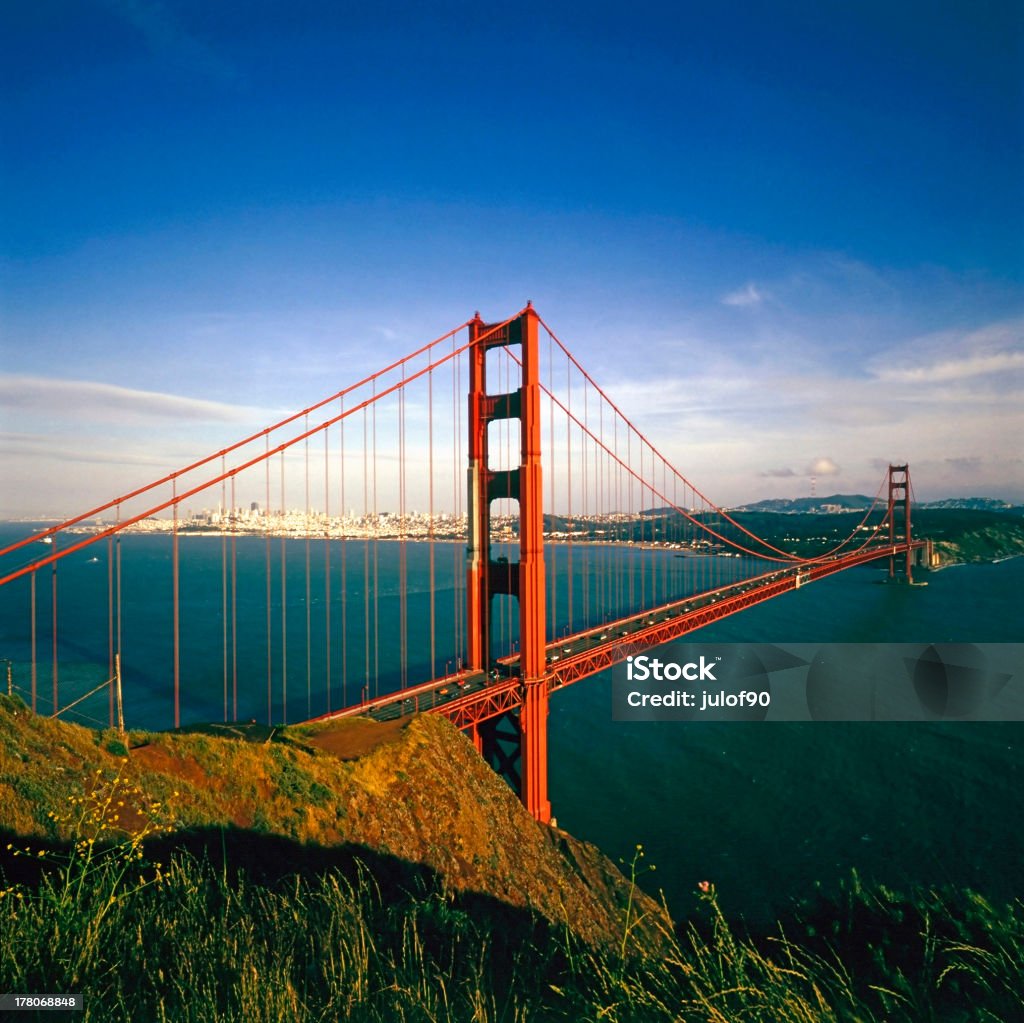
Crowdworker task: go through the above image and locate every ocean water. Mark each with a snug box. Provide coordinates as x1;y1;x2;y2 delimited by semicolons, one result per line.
1;523;1020;924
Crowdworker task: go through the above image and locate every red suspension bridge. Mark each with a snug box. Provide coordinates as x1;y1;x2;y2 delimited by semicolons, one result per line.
0;305;930;822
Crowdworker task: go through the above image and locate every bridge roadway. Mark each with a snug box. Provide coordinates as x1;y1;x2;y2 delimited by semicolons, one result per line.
307;541;926;732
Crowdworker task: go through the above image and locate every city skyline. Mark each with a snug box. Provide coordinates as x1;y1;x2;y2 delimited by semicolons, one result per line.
2;2;1021;517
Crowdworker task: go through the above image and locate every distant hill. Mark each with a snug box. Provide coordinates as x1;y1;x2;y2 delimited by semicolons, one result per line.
729;495;1020;514
730;494;874;513
918;497;1018;512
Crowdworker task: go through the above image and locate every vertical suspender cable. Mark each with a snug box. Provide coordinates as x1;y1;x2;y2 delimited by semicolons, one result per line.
672;464;678;601
452;333;461;666
363;403;370;703
703;492;708;593
280;449;287;722
305;416;312;718
30;570;37;712
372;380;379;697
116;505;122;707
107;533;114;726
399;365;408;689
649;445;655;608
622;412;627;613
647;446;654;608
693;485;698;595
231;474;238;721
494;348;501;658
51;540;58;715
49;536;58;712
651;448;659;606
498;348;505;657
597;391;603;623
428;367;436;679
507;350;514;655
585;372;593;630
446;335;454;671
172;479;180;729
265;435;272;724
222;458;228;721
507;348;514;656
622;428;630;610
639;443;646;613
662;455;668;604
456;337;464;664
566;348;573;637
324;424;332;714
613;405;618;612
340;396;348;709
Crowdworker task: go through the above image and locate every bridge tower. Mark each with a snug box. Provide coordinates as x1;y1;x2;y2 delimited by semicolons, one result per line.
466;305;550;823
887;464;913;583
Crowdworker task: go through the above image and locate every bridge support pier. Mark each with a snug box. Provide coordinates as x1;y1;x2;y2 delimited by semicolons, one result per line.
467;306;550;824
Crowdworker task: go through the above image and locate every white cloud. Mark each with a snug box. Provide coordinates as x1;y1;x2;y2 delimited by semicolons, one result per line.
808;457;840;476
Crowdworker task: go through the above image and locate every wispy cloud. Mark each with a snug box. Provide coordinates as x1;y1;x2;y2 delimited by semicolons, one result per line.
721;283;769;307
592;309;1024;504
0;375;271;426
944;456;983;471
873;350;1024;384
0;433;179;468
868;316;1024;386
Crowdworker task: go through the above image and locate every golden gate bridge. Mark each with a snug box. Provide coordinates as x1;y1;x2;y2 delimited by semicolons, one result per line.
0;305;929;823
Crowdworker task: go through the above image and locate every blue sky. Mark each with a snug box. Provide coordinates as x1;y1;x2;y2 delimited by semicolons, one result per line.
1;0;1022;516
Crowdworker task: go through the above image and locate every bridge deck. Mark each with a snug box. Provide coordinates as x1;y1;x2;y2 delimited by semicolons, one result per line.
306;541;925;730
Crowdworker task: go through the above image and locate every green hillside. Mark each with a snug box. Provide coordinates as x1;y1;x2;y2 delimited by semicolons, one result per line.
1;695;1020;1022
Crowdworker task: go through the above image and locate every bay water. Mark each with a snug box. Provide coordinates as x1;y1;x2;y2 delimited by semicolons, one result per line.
1;523;1020;924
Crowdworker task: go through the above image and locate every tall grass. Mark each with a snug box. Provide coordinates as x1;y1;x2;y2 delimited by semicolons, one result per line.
2;850;533;1022
0;779;1020;1021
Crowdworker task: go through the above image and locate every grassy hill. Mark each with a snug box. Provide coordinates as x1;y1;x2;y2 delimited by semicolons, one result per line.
0;698;666;950
1;694;1021;1021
